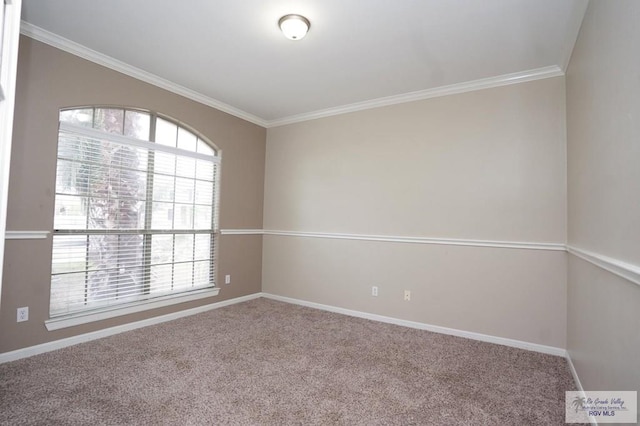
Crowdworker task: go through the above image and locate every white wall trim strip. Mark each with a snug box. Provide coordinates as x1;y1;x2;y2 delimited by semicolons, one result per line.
19;22;565;130
8;233;636;280
263;229;565;251
222;231;640;286
262;293;567;357
5;230;49;239
220;229;264;236
267;66;565;127
566;353;586;397
0;291;572;367
565;352;598;425
0;293;262;364
567;245;640;287
19;22;268;128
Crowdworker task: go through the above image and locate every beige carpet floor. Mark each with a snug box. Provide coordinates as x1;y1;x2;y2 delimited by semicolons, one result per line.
0;298;578;425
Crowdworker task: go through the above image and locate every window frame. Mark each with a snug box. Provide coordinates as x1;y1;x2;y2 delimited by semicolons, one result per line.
46;107;221;331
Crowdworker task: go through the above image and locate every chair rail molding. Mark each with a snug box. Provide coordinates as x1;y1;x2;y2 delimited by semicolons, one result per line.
567;245;640;287
221;228;565;251
5;230;49;239
262;229;565;251
220;229;264;236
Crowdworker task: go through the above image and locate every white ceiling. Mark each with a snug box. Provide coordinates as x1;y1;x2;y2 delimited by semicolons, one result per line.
20;0;588;127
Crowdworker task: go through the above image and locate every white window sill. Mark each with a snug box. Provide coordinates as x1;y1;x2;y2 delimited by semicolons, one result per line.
45;287;220;331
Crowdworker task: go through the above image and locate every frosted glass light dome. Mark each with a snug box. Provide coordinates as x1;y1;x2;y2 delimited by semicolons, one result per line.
278;14;310;40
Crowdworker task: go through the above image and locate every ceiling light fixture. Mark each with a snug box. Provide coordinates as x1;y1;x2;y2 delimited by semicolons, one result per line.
278;14;310;40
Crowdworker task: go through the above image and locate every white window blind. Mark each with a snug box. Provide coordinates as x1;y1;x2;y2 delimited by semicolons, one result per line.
50;108;220;318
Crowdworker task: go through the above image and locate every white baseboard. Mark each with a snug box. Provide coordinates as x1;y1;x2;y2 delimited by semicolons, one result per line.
566;351;585;394
565;352;598;425
0;291;569;365
0;293;262;364
262;293;567;357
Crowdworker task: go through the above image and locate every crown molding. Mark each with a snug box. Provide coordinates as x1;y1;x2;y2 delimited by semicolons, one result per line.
265;65;565;127
20;22;565;130
19;22;268;128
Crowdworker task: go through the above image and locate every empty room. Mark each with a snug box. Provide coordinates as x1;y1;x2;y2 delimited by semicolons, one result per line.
0;0;638;424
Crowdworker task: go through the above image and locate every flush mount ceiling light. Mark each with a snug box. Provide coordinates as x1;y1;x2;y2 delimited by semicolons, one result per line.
278;14;310;40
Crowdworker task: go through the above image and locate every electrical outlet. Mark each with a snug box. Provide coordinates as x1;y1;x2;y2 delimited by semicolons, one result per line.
371;286;378;297
225;274;231;285
404;290;411;301
17;307;29;322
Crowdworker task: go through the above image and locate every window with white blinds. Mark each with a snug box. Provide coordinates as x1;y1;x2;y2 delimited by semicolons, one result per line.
50;107;220;318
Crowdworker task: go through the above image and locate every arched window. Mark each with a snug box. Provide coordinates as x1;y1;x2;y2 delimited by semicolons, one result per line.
49;107;220;325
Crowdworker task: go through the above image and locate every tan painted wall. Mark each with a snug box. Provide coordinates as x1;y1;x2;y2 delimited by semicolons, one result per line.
264;237;567;347
566;0;640;391
263;77;568;348
0;37;266;353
